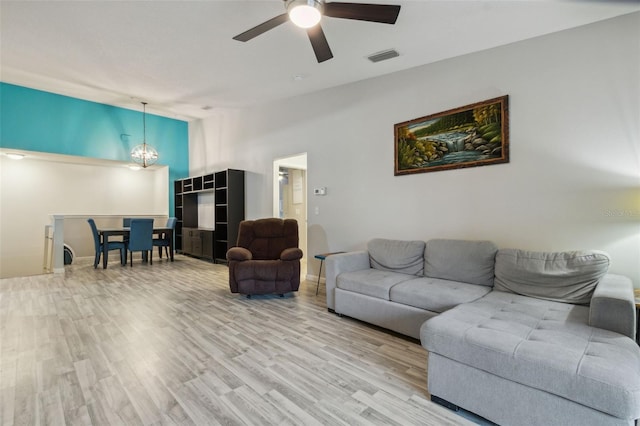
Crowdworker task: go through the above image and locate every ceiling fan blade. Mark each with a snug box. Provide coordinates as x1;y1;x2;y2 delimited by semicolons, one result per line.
307;24;333;63
232;13;289;42
324;2;400;24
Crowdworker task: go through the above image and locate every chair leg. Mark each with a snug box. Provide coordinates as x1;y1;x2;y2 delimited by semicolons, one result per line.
94;251;100;269
158;246;163;258
130;251;133;267
150;250;153;265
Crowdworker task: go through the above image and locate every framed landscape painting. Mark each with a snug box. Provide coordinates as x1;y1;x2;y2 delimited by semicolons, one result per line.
394;95;509;176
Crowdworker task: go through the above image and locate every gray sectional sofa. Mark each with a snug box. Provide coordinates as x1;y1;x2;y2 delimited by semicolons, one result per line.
325;238;640;426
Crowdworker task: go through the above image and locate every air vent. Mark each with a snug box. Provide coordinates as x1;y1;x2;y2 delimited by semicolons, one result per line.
367;49;399;63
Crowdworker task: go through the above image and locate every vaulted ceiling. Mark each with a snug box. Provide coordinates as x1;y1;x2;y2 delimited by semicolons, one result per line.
2;1;638;121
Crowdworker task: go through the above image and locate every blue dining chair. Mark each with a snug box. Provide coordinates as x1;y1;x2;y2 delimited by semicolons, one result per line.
87;218;126;268
127;218;154;266
153;217;177;258
122;217;132;244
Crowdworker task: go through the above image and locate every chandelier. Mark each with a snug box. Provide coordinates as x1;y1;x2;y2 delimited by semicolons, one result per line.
130;102;158;168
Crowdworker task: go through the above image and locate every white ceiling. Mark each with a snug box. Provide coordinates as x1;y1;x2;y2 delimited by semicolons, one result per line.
2;0;639;121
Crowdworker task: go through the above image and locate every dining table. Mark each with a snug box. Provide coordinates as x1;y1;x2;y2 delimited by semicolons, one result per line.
97;226;174;268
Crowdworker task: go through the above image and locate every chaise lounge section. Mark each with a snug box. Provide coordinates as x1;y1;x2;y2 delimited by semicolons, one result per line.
326;238;640;425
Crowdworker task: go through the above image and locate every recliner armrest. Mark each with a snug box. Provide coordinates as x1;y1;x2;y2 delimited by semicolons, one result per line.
589;273;636;339
281;248;303;261
227;247;252;261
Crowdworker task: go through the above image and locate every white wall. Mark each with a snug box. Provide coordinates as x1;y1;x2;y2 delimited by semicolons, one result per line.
0;153;169;278
190;13;640;286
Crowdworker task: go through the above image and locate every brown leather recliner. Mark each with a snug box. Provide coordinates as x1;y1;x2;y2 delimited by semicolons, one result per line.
226;218;303;296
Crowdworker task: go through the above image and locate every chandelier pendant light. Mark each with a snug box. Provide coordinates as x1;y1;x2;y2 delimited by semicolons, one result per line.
130;102;158;168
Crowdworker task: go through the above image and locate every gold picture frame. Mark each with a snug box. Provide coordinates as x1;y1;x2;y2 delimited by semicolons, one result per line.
394;95;509;175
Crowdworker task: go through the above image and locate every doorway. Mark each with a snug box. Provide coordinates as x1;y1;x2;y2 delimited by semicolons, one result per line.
273;154;308;277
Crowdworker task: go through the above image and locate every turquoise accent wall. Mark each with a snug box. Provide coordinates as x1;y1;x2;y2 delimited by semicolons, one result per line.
0;82;189;215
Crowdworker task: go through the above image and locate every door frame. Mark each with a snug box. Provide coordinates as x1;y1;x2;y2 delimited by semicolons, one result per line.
273;153;308;267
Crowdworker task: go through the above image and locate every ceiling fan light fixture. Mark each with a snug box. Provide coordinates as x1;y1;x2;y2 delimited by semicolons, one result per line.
233;1;401;63
287;0;323;28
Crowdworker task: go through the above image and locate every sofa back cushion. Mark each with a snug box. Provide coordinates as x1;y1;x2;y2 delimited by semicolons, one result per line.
424;239;498;286
494;249;610;304
368;238;425;275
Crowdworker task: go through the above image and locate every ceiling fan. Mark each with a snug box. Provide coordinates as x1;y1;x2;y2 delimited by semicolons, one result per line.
233;0;401;63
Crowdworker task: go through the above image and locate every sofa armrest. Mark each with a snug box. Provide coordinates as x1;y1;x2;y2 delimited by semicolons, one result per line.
325;251;370;310
281;248;303;261
589;273;636;339
227;247;252;261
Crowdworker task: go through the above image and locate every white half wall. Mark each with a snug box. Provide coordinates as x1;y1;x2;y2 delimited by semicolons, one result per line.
0;152;169;278
189;13;640;286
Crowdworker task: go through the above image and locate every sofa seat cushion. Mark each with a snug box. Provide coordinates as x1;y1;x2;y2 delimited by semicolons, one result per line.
337;269;414;300
420;291;640;420
390;277;491;313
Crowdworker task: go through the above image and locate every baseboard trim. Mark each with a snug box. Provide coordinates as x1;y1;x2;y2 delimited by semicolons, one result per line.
305;274;324;284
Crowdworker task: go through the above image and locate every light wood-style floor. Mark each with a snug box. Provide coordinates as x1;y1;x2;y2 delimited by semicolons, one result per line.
0;255;473;425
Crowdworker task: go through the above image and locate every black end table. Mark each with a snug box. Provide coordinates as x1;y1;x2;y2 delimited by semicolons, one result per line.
314;252;345;295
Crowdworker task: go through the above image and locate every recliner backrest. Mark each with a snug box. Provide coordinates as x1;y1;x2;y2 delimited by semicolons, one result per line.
236;218;298;260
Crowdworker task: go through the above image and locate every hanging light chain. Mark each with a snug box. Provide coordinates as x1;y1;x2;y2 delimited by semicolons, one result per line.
142;101;147;145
